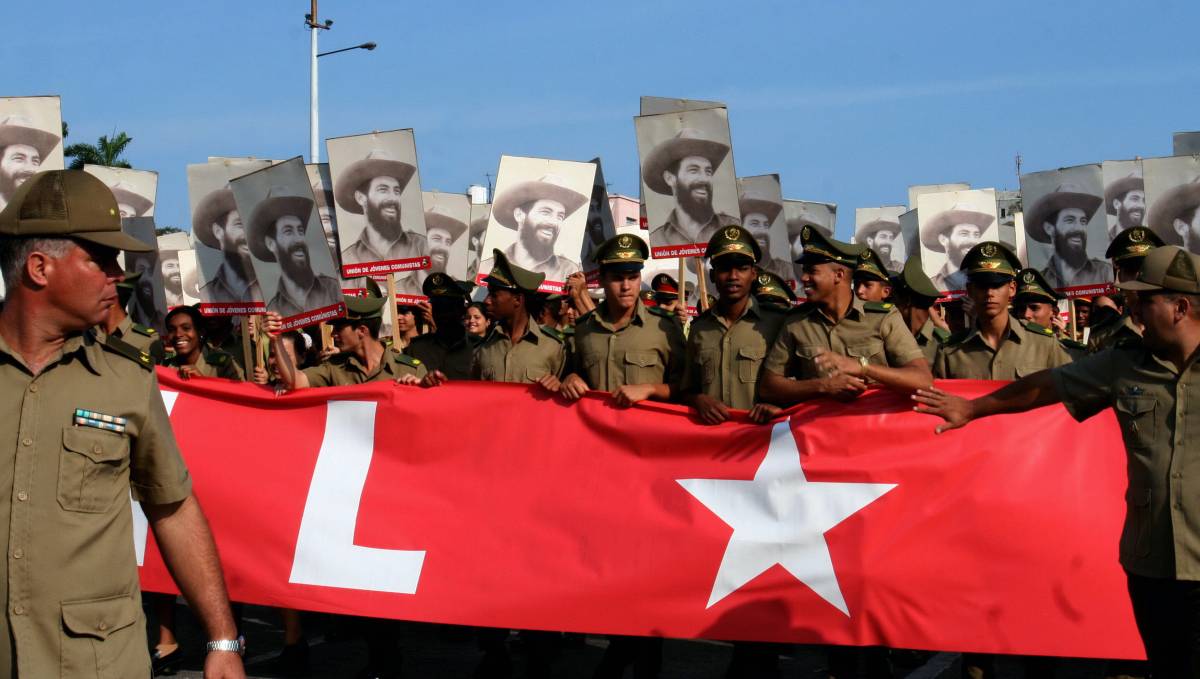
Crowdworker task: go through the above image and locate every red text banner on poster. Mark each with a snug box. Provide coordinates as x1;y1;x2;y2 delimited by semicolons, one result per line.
198;301;266;316
651;243;705;258
342;256;429;278
1057;282;1116;298
277;303;345;331
138;374;1144;660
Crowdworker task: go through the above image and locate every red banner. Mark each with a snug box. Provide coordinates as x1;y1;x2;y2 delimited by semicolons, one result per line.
138;372;1144;659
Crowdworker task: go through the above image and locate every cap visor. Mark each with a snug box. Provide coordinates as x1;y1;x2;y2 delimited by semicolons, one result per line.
75;230;154;253
1116;280;1164;292
600;262;644;274
967;272;1014;288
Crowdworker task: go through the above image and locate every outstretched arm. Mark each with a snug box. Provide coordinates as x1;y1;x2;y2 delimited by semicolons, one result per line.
912;369;1060;433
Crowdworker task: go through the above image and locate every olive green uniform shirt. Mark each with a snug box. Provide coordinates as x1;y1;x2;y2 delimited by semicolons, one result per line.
471;321;566;384
571;300;686;393
406;333;479;381
106;316;165;365
763;297;925;379
0;331;192;678
914;319;949;364
302;345;427;386
932;318;1072;380
682;298;786;409
1088;313;1141;353
1052;341;1200;579
163;350;245;381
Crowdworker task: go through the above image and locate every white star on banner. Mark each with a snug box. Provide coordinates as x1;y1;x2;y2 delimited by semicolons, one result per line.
678;419;896;615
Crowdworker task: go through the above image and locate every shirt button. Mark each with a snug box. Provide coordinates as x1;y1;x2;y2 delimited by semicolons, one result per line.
15;491;27;502
97;622;108;631
27;385;37;393
20;439;31;447
13;605;25;616
92;445;102;455
12;549;22;559
1173;472;1183;479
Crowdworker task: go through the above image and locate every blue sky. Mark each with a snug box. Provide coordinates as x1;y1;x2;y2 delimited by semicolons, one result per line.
9;1;1200;240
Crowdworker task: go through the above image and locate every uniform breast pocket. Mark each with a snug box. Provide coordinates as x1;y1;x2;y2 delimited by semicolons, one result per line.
846;339;885;365
1014;363;1043;379
1115;396;1157;450
793;345;823;378
624;350;663;385
60;427;130;514
736;346;766;383
698;350;718;387
60;593;143;678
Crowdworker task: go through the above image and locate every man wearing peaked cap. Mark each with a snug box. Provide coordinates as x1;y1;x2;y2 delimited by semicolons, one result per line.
100;270;167;364
853;248;894;303
0;114;61;212
334;148;428;296
757;224;931;407
1105;172;1146;241
423;201;469;275
1027;183;1110;288
479;174;587;284
1012;267;1064;331
1090;226;1165;352
739;187;793;282
194;184;264;305
922;203;994;292
650;272;683;316
108;180;154;219
786;202;835;281
644;128;740;248
0;170;245;677
891;256;950;363
752;270;796;312
915;245;1200;677
932;242;1072;380
407;272;479;381
248;186;342;318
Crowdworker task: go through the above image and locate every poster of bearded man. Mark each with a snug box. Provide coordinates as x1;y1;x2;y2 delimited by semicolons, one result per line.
1019;164;1111;294
0;96;64;213
327;128;430;295
304;163;341;265
177;249;203;307
477;155;596;292
230;157;345;330
783;199;835;287
466;203;489;285
121;216;167;333
580;158;617;286
1101;160;1145;244
854;206;907;273
736;174;793;285
83;165;157;219
636;107;740;258
421;191;471;281
1144;155;1200;254
188;158;271;314
916;188;1000;295
637;96;727;233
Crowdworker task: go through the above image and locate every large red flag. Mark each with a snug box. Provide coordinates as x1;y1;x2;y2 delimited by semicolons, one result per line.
137;370;1144;659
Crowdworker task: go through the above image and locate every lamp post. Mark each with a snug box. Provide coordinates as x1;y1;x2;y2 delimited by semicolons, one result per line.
306;1;375;163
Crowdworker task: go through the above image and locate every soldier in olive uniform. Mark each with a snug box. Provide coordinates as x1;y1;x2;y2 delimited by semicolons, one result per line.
558;233;684;409
100;270;166;363
751;270;796;312
759;226;931;407
890;256;950;364
269;278;426;389
852;248;894;303
1088;226;1165;352
162;305;246;380
915;245;1200;678
933;243;1072;380
407;273;479;381
0;170;244;678
1011;268;1088;357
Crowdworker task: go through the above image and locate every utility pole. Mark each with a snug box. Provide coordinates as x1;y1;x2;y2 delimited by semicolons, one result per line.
1014;153;1023;184
306;1;332;163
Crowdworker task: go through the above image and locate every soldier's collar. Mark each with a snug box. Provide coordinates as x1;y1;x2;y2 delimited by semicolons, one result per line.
847;294;867;318
0;330;101;377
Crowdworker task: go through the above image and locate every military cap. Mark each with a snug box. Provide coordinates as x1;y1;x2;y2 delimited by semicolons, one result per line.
640;289;658;307
796;224;864;268
342;277;387;320
422;272;471;300
960;241;1021;284
892;256;941;300
651;273;679;299
1117;245;1200;294
595;233;649;272
483;248;545;293
753;270;796;306
705;225;762;263
1106;225;1163;262
0;170;152;252
1014;267;1064;302
854;248;891;282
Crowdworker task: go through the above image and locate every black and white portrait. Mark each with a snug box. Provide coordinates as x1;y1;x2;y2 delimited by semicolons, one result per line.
1019;164;1110;291
783;199;835;284
581;158;617;282
0;96;64;213
188;159;271;312
84;166;157;219
1144;155;1200;253
854;206;907;273
917;189;1000;293
1102;160;1145;243
737;174;793;284
421;191;471;280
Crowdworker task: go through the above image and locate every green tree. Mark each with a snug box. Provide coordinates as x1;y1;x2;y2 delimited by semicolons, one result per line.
64;131;133;170
155;226;183;237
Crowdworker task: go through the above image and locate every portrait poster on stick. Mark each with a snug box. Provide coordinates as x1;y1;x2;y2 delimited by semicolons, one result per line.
304;163;341;268
908;183;969;209
159;247;197;310
84;166;157;219
466;203;490;285
326;129;429;293
899;209;918;271
1019;164;1111;296
229;156;345;331
477;155;596;293
1101;160;1145;244
783;199;836;287
916;188;999;296
421;191;472;282
187;159;270;315
1143;155;1200;253
853;206;906;273
635;107;740;258
581;158;617;286
737;174;793;286
637;96;727;231
0;95;65;213
157;231;191;252
121;216;167;334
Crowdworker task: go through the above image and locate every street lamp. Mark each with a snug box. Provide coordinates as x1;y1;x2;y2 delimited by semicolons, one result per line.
307;2;376;163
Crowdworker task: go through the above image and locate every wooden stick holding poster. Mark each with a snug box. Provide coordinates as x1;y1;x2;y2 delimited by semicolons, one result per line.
239;317;254;376
386;273;401;348
320;323;334;351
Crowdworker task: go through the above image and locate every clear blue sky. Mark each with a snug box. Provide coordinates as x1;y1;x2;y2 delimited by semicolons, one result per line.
9;1;1199;240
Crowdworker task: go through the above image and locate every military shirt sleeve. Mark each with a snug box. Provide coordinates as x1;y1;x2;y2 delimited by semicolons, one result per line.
663;320;687;395
763;320;796;376
302;363;336;388
680;328;702;394
131;373;193;504
219;357;245;381
1050;349;1118;422
880;311;926;366
931;343;949;379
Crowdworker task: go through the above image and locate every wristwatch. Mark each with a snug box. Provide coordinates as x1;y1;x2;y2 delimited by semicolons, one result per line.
206;636;246;655
857;355;869;376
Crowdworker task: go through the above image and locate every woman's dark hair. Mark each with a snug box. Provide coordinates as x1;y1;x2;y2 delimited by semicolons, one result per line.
164;305;206;340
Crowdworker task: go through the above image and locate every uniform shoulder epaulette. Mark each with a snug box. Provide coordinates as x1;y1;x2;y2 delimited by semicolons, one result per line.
788;301;817;318
932;327;951;343
561;325;575;336
131;323;156;337
390;348;422;367
863;301;895;313
539;325;566;343
646;306;674;319
1059;338;1087;351
1020;319;1055;337
945;328;973;346
205;350;231;366
100;333;154;371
